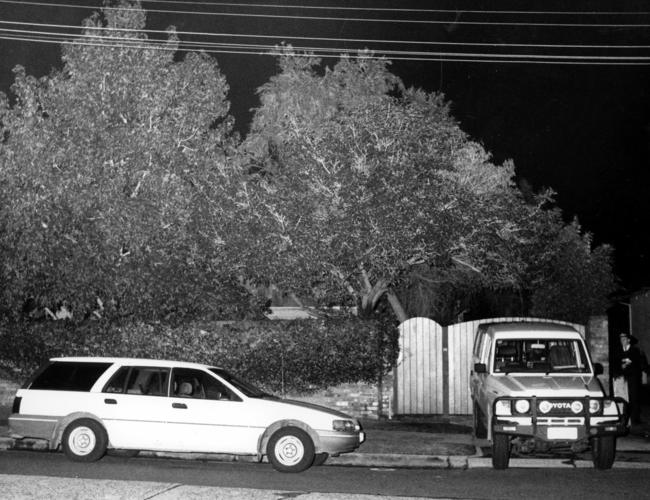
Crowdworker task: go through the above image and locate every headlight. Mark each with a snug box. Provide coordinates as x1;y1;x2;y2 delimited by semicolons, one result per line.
589;400;601;414
602;400;618;416
333;419;359;432
514;399;530;414
495;400;512;416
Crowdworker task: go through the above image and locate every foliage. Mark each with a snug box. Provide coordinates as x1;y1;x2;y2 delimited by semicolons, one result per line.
0;318;398;393
0;1;254;322
239;49;558;322
526;216;617;324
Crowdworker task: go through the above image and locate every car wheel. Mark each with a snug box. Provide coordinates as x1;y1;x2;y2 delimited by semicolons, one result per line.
62;419;108;462
473;402;487;439
492;433;511;469
312;452;329;466
591;435;616;470
267;427;315;473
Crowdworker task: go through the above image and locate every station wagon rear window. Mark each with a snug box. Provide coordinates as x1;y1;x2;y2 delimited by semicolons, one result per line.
29;361;112;391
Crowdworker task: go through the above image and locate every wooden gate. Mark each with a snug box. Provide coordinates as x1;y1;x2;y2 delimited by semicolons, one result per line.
394;317;585;416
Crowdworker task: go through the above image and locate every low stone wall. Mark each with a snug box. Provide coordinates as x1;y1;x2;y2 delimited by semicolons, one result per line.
292;374;394;420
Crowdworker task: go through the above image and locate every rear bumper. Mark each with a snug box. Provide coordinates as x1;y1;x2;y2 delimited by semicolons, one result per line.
8;414;59;442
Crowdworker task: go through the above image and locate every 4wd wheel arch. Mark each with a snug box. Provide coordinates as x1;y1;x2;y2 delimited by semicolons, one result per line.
51;412;107;450
258;420;322;458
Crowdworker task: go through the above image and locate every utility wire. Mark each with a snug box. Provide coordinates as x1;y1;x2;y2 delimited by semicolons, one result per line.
2;20;650;51
140;0;650;16
1;0;650;27
2;29;650;65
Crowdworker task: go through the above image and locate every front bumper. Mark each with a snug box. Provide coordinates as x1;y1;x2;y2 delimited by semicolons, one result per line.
317;430;366;455
492;397;628;442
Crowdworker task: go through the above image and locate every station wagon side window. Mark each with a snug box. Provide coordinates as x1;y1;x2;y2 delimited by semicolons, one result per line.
171;368;240;401
29;361;112;391
103;366;170;396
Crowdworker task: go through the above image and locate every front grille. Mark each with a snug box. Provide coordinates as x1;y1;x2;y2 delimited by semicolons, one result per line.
537;399;586;416
537;417;584;426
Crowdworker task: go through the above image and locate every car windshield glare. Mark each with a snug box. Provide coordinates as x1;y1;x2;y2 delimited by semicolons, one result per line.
493;338;590;374
208;368;271;398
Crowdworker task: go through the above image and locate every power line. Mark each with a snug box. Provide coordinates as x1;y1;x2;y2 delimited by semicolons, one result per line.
139;0;650;16
2;29;650;65
1;0;650;27
2;20;650;51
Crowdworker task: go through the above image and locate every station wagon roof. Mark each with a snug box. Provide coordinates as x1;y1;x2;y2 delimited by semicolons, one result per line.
50;356;221;370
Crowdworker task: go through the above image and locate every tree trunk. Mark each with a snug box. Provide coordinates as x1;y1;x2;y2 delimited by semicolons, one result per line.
386;290;408;323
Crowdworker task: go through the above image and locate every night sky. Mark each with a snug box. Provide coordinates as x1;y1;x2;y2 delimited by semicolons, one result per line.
1;0;649;294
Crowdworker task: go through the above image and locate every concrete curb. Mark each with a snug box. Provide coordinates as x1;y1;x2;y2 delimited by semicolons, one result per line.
3;435;650;469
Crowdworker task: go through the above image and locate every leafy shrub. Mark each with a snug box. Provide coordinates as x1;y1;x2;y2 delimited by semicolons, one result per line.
0;317;398;393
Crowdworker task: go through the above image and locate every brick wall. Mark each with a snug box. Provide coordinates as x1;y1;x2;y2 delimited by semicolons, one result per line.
292;373;394;420
587;315;610;394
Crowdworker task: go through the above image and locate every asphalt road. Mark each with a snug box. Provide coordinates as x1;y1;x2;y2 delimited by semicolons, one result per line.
2;450;650;499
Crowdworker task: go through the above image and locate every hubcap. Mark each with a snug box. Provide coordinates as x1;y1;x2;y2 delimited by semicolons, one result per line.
275;435;304;466
68;426;96;456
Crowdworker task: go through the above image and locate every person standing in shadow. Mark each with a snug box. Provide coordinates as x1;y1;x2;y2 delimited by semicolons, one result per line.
615;332;647;426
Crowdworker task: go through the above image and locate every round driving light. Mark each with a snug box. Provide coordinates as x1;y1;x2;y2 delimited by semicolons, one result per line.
538;400;552;414
571;401;584;414
515;399;530;414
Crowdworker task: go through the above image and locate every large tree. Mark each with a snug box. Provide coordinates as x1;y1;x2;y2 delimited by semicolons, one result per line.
238;49;549;322
0;0;250;322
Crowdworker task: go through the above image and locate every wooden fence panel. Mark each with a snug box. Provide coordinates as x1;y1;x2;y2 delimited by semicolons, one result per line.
394;317;444;414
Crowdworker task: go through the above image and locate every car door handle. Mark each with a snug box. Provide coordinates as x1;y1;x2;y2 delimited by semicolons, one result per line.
172;403;187;409
104;398;117;405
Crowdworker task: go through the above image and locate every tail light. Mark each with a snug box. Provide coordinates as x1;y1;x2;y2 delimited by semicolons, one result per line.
12;396;21;414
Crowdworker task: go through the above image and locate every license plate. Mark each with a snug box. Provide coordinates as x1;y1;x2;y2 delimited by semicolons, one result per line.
547;427;577;440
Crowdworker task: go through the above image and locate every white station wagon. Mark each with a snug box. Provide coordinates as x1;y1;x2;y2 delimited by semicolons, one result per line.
9;357;365;472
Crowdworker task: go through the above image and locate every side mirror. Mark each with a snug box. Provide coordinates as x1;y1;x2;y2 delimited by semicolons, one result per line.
593;363;604;375
474;363;487;374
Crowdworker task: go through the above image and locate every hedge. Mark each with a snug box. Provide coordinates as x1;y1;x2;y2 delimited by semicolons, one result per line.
0;317;399;394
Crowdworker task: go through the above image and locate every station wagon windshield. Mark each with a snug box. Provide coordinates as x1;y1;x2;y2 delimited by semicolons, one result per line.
209;368;271;398
493;338;590;374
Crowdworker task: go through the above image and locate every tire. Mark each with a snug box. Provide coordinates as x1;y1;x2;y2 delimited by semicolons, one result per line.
492;433;511;470
473;402;487;439
591;435;616;470
62;419;108;462
267;427;315;473
312;452;329;466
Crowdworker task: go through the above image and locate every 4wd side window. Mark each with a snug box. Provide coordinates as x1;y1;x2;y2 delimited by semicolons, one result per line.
103;367;170;396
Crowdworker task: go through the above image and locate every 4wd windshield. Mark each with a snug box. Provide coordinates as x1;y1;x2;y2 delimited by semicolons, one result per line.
493;338;591;374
